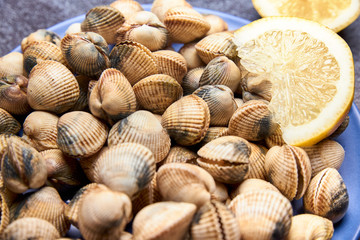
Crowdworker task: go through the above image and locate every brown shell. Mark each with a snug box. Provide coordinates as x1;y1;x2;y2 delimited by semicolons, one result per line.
56;111;108;158
133;74;183;114
179;42;206;70
0;108;21;134
160;145;198;166
230;178;280;199
21;29;61;52
0;75;31;115
0;188;10;235
203;14;229;35
133;201;196;240
110;41;158;86
245;143;267;180
0;52;24;78
329;114;349;139
153;50;187;83
197;136;251;184
182;67;204;95
79;147;108;183
110;0;144;19
198;127;229;147
151;0;193;22
264;124;286;148
27;60;80;114
195;32;237;64
71;75;92;111
303;168;349;223
240;71;272;102
81;5;125;44
157;163;216;208
234;98;244;108
89;68;137;125
161;94;210;146
210;181;229;203
228;100;278;141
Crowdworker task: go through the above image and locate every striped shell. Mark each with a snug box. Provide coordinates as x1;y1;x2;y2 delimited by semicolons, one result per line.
71;75;92;111
160;145;198;166
211;181;229;203
153;50;187;83
110;0;144;19
56;111;108;158
198;127;228;147
151;0;192;22
245;143;267;180
133;74;183;114
203;14;229;35
264;124;286;148
0;108;21;134
230;178;280;199
179;42;206;70
0;134;16;160
21;29;61;52
0;52;24;78
182;67;205;95
0;185;10;235
234;98;244;108
79;147;108;183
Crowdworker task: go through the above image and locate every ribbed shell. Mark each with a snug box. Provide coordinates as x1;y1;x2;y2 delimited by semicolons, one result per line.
56;111;108;158
81;5;125;44
203;14;229;35
0;52;24;78
133;74;183;114
78;187;132;240
191;200;240;240
287;214;334;240
234;98;244;108
22;111;59;151
79;147;107;183
0;108;21;134
89;68;137;125
110;41;158;85
0;189;10;235
1;136;47;194
133;201;197;240
164;7;210;43
61;32;110;77
108;110;171;162
303;168;349;223
161;95;210;146
245;143;267;180
71;75;92;111
27;60;80;113
157;163;216;208
230;178;280;199
264;124;286;148
198;127;228;147
193;85;236;126
160;145;198;166
302;140;345;177
197;136;251;184
179;42;206;70
2;217;60;240
92;143;156;198
10;186;70;236
229;190;293;240
21;29;61;53
211;181;229;203
195;32;237;64
265;145;312;201
110;0;144;19
0;75;31;115
153;50;187;83
151;0;192;22
228;100;277;141
182;67;205;95
241;71;272;102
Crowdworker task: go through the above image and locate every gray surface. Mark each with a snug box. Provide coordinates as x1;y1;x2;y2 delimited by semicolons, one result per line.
0;0;359;108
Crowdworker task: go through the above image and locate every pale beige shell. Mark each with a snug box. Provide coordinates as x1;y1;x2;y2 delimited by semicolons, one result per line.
157;163;216;208
133;201;197;240
153;50;187;83
1;136;47;194
182;67;204;95
0;187;10;235
164;7;210;43
197;136;251;184
203;14;229;35
110;0;144;19
179;42;206;70
264;124;286;148
10;186;70;236
56;111;108;158
161;94;210;146
108;110;171;162
229;190;293;240
191;200;240;240
195;32;237;64
287;214;334;240
193;85;236;126
133;74;183;114
0;75;31;115
198;127;229;147
78;187;132;240
240;71;272;101
228;100;278;141
71;75;92;111
79;147;108;183
110;41;158;85
65;23;82;35
230;178;280;199
234;98;244;108
22;111;59;151
89;68;137;125
0;108;21;134
81;5;125;44
210;181;229;203
302;139;345;177
61;32;110;77
245;143;267;180
0;52;24;77
2;217;60;240
303;168;349;223
151;0;192;22
21;29;61;52
160;145;198;166
27;60;80;114
265;144;312;200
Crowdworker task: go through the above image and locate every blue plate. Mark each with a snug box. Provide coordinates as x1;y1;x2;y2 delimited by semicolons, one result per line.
12;4;360;239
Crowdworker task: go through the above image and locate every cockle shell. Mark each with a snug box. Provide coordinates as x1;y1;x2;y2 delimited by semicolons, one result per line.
229;190;293;240
151;0;192;22
27;60;80;114
89;68;137;125
133;201;197;240
228;100;278;141
161;94;210;146
198;127;228;147
240;71;272;102
61;32;110;77
110;0;144;19
203;14;229;35
0;108;21;134
0;187;10;235
210;181;229;203
133;74;183;114
81;5;125;44
182;67;204;95
179;42;206;70
234;98;244;108
71;75;92;111
153;50;188;83
230;178;280;199
245;143;267;180
197;136;251;184
65;23;82;35
264;124;286;148
79;147;108;183
191;200;240;240
303;168;349;223
159;145;198;166
2;217;60;240
0;75;31;115
110;41;158;85
56;111;108;158
0;52;24;78
265;144;312;200
21;29;61;52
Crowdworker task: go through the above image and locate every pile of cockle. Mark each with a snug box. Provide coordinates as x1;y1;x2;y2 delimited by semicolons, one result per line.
0;0;350;239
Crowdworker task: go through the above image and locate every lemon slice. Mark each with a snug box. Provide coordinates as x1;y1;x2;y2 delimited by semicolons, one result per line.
233;17;354;146
252;0;360;32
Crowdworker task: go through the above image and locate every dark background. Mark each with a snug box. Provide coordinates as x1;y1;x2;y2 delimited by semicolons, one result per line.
1;0;359;107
